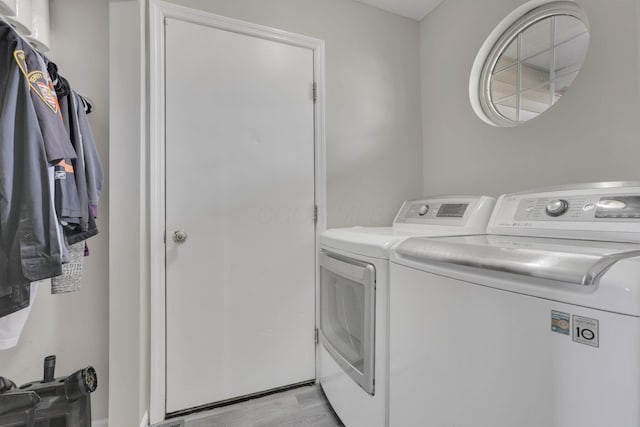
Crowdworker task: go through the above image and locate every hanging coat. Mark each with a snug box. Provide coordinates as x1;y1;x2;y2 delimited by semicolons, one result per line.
0;20;71;315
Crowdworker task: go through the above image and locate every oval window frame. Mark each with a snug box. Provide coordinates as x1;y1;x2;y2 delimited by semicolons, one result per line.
474;1;590;127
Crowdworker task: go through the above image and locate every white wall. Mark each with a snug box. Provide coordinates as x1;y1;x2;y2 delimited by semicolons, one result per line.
420;0;640;197
0;0;110;421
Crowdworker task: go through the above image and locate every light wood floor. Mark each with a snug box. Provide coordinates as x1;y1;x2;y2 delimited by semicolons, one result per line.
180;384;345;427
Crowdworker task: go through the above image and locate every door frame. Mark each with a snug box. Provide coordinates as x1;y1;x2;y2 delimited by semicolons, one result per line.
148;1;326;423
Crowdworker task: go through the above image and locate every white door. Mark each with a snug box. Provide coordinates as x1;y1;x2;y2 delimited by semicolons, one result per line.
164;17;317;413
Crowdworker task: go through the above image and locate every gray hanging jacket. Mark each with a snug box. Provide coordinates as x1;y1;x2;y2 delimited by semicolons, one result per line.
0;20;73;315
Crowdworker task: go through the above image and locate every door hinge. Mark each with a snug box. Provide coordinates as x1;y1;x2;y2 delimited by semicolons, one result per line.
315;328;319;344
314;205;318;224
312;82;317;103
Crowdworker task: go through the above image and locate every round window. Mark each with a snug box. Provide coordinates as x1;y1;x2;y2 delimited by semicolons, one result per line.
472;1;590;127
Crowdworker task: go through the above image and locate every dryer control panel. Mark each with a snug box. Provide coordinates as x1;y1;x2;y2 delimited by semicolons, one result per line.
399;201;469;221
393;196;496;234
489;182;640;243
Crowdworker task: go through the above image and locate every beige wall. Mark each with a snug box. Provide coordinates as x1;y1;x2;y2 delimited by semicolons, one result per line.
420;0;640;197
0;0;110;421
169;0;424;226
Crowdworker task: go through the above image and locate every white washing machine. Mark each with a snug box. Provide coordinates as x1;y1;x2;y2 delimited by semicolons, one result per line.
389;182;640;427
318;195;495;427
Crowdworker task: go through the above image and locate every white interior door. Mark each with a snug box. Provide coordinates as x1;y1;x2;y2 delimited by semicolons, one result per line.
164;17;316;413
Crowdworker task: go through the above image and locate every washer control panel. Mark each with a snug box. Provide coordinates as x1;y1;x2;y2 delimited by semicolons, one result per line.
489;183;640;242
515;195;640;221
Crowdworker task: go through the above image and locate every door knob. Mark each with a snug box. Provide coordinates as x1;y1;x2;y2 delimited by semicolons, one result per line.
173;230;188;243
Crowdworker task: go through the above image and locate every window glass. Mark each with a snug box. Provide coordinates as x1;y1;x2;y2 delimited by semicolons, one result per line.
476;2;589;127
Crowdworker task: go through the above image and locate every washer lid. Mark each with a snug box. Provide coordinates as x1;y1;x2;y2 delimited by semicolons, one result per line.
394;235;640;286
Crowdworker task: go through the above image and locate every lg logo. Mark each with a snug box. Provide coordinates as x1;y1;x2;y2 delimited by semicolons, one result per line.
572;315;599;348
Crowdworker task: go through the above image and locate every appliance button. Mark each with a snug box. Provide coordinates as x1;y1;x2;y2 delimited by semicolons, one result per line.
546;199;569;217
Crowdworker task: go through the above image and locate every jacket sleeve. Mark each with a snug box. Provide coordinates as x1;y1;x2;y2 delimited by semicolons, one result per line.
73;91;103;213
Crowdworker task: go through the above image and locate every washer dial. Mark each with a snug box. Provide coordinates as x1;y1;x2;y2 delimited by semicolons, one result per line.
546;199;569;217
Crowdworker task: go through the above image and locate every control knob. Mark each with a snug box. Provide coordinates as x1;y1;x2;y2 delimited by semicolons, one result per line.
546;199;569;217
418;205;429;216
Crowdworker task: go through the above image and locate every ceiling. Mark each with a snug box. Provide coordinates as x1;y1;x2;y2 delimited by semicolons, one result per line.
353;0;445;20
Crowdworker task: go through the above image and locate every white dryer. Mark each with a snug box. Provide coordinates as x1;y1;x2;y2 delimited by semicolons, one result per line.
389;182;640;427
318;195;495;427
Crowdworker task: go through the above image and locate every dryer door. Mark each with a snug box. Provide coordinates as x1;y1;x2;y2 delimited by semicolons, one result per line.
319;251;375;395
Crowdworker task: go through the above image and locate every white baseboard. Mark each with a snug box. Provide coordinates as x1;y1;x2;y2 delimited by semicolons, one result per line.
90;412;149;427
